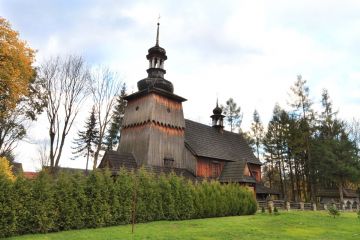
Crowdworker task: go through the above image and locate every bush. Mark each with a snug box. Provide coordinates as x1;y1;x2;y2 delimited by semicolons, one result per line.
28;172;56;233
328;206;340;218
261;206;265;213
13;176;33;234
0;175;16;238
274;206;280;215
113;169;133;224
0;168;257;237
84;170;111;228
357;210;360;220
54;172;86;230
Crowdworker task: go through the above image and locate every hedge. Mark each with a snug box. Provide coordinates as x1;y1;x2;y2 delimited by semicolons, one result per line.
0;168;257;238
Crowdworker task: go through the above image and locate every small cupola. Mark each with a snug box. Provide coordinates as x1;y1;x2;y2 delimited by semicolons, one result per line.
211;99;225;130
137;20;174;93
146;22;167;78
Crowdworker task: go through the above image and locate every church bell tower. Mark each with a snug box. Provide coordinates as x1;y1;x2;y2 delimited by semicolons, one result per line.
117;22;187;168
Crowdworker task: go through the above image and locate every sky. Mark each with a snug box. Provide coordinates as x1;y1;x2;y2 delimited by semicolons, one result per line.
1;0;360;171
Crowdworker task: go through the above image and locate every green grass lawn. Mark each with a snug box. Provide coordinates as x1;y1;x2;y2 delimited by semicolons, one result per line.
7;211;360;240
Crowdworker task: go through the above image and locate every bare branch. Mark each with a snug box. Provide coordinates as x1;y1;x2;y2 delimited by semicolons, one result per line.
39;55;90;171
90;66;122;169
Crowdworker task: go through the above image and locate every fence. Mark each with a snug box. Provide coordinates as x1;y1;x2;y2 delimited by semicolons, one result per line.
257;200;360;212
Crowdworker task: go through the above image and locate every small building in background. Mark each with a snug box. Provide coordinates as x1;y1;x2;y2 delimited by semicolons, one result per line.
317;188;359;208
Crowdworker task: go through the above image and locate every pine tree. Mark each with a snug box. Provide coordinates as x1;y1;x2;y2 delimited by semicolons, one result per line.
263;104;288;199
248;109;264;159
221;98;243;132
314;89;360;203
72;107;99;172
105;83;127;150
288;75;316;201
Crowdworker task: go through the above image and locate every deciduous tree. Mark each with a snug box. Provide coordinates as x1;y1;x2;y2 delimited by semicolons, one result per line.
90;67;122;169
39;55;90;172
0;17;35;117
0;157;15;181
0;18;44;158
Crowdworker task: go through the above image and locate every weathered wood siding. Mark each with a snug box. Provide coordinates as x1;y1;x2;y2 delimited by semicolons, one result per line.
183;147;197;175
118;92;187;168
196;158;225;178
117;125;150;165
243;163;250;176
147;123;185;167
248;163;261;182
122;93;185;128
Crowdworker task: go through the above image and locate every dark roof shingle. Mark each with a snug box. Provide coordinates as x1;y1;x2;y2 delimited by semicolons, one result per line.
143;165;196;181
255;183;281;195
184;119;261;164
219;161;256;183
316;188;359;198
99;151;137;171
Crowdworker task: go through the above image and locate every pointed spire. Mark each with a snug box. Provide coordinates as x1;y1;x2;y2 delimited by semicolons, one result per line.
216;98;219;108
156;15;160;46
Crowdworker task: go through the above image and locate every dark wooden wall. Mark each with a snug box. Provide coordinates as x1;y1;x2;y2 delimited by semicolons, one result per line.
196;158;225;178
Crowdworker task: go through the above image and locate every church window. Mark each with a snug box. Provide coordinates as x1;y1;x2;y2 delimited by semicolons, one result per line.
167;108;171;113
135;106;139;111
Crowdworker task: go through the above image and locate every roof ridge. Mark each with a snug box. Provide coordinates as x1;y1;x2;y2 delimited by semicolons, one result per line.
185;118;244;137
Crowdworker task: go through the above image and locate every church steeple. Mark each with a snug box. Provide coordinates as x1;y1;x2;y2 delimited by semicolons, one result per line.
137;20;174;93
156;21;160;46
211;99;224;130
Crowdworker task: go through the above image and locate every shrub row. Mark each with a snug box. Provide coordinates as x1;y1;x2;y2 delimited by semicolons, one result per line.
0;168;257;238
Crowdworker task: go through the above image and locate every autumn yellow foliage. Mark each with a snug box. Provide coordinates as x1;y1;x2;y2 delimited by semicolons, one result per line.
0;157;15;181
0;17;35;116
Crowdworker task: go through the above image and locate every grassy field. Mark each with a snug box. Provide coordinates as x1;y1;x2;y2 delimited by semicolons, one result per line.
7;211;360;240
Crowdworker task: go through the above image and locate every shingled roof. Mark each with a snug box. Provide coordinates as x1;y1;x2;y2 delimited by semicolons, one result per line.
219;161;256;183
184;119;261;165
316;188;359;198
255;183;281;195
98;151;198;180
98;151;137;171
143;165;196;181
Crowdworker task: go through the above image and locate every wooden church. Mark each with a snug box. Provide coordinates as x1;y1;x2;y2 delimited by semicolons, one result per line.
98;22;277;199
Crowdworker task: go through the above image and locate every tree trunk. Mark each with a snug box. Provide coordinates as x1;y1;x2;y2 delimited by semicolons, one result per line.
288;155;295;201
281;156;288;200
85;149;90;173
338;183;344;204
278;160;285;199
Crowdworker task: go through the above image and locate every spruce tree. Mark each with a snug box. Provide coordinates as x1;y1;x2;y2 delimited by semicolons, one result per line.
72;107;99;172
105;83;127;150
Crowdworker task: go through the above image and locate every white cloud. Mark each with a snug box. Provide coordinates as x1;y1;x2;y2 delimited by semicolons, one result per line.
1;0;359;170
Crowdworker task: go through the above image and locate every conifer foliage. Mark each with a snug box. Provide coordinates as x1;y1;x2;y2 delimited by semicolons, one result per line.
105;83;127;150
72;107;99;172
0;169;257;238
260;76;360;202
221;98;243;132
